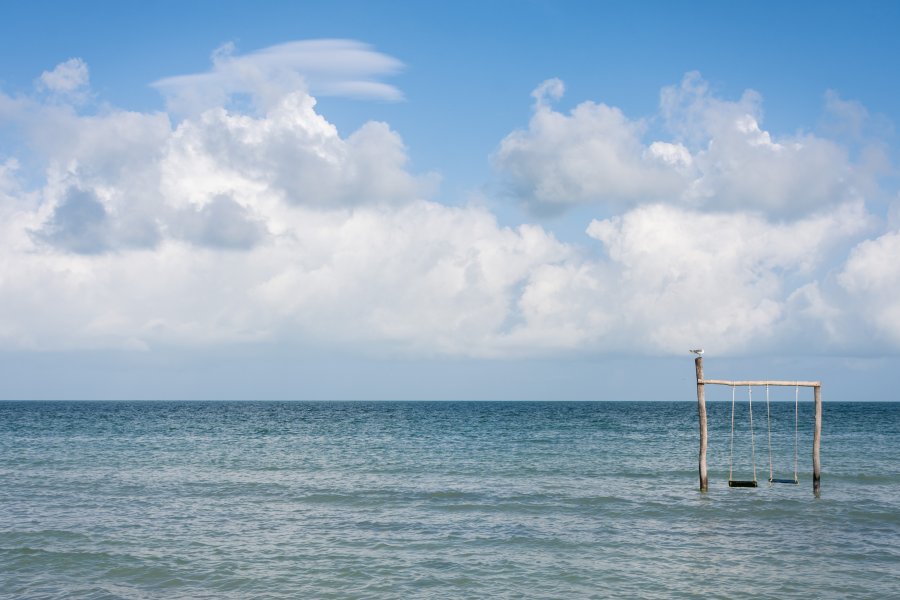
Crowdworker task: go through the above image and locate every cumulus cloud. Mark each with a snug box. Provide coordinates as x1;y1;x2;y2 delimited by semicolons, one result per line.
159;91;428;209
531;78;565;107
153;39;405;115
495;72;871;217
580;202;869;353
3;192;869;356
1;54;899;359
837;229;900;345
665;74;858;215
1;199;574;353
37;58;90;96
2;56;430;261
173;195;267;250
494;83;686;214
32;187;111;254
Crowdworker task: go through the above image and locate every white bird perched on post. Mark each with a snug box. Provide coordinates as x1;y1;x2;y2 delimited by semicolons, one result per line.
690;349;704;356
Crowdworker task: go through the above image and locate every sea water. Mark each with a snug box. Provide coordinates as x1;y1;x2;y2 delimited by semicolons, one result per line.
1;401;897;599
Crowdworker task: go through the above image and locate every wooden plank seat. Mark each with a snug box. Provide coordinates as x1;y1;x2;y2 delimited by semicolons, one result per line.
728;480;758;488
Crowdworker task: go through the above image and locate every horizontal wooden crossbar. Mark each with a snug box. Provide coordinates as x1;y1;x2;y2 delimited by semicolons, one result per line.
699;379;821;387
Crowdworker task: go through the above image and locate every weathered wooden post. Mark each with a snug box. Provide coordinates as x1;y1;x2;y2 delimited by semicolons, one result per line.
696;357;708;492
813;384;822;497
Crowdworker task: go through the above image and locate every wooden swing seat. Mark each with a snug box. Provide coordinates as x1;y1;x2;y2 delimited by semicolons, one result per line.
728;480;758;488
769;478;799;484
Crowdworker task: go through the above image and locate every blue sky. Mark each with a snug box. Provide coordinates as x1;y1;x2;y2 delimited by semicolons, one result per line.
1;1;898;400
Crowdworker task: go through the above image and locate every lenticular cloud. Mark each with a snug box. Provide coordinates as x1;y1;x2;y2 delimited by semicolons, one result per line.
153;39;405;115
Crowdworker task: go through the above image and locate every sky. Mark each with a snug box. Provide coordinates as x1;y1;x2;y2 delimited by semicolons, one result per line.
0;0;898;400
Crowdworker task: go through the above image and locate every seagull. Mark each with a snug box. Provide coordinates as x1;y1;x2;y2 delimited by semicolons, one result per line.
690;349;704;356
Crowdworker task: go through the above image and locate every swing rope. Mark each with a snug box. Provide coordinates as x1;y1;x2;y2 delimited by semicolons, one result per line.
729;385;736;482
763;382;801;484
766;383;773;483
749;386;757;483
729;384;758;486
794;384;799;482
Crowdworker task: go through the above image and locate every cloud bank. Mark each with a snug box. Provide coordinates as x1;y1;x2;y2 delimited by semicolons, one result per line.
0;45;897;359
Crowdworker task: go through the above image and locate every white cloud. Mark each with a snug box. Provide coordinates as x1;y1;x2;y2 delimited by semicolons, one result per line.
494;72;870;216
646;141;692;167
820;89;894;145
0;54;568;354
665;75;856;215
152;39;405;115
786;282;843;343
37;58;90;95
7;68;431;256
570;202;867;354
253;203;572;356
5;186;869;357
173;195;267;250
658;71;762;145
531;78;565;107
158;90;431;210
821;90;870;140
0;199;574;353
837;229;900;345
493;81;685;213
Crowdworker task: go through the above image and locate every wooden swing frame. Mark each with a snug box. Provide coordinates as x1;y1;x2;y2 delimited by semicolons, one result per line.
694;356;822;496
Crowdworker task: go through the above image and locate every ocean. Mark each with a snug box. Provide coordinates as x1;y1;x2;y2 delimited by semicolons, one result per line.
1;401;898;599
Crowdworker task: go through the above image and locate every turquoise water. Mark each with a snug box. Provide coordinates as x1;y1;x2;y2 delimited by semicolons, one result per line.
1;401;898;599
